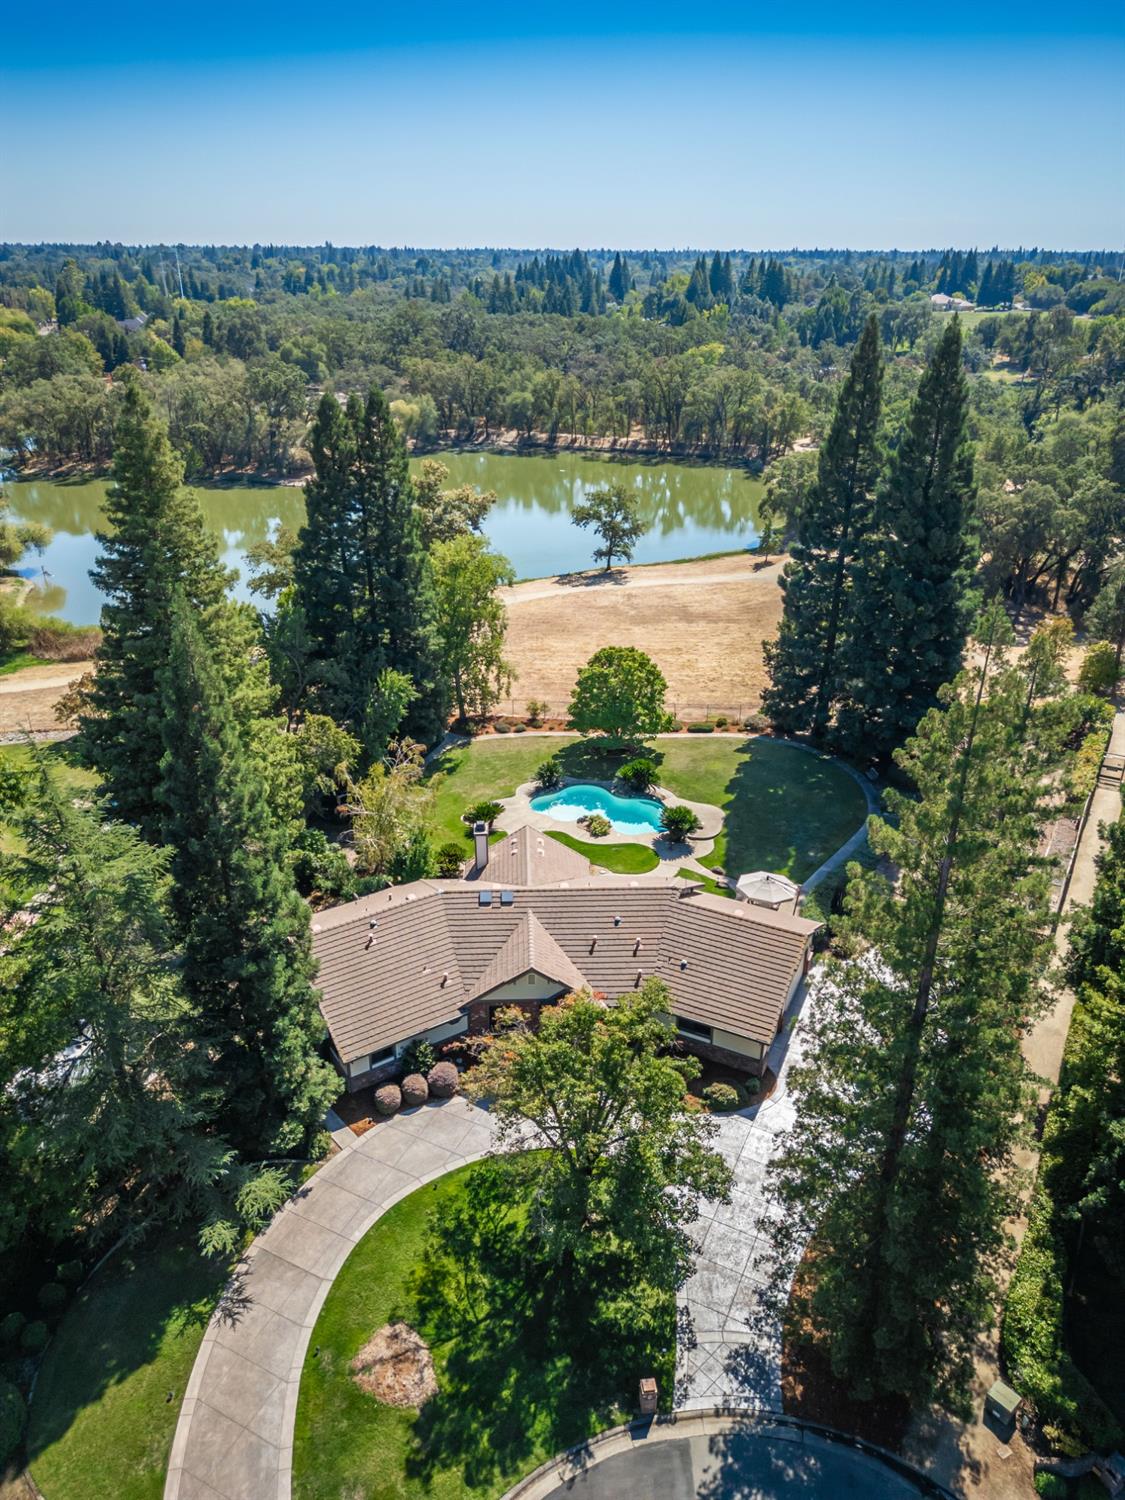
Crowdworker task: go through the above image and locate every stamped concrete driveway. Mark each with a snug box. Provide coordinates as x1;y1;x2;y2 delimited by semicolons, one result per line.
164;1095;497;1500
676;982;811;1411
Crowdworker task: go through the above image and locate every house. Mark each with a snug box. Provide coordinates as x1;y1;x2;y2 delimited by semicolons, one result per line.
310;824;820;1090
930;293;974;311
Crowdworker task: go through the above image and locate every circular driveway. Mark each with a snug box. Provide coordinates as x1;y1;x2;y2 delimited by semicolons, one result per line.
530;1417;940;1500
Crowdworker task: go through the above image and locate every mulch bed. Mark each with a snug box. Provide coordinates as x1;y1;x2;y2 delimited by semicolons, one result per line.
781;1243;911;1452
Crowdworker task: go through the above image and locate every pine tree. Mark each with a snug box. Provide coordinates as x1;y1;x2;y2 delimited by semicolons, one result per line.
609;252;629;302
762;315;884;737
771;621;1050;1411
157;598;337;1156
977;261;995;308
708;251;725;298
81;381;231;838
836;319;976;756
293;388;445;754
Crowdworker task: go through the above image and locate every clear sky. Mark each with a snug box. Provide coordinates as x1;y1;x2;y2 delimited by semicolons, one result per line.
2;0;1122;249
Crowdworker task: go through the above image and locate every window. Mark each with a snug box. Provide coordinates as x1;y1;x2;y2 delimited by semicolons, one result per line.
350;1045;395;1076
675;1016;713;1044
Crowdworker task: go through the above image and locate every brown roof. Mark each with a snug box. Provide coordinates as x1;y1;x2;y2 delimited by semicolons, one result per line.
466;824;592;885
311;877;819;1064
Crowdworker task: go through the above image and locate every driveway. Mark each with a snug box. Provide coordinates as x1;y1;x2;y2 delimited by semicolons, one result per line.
676;982;811;1410
164;1095;497;1500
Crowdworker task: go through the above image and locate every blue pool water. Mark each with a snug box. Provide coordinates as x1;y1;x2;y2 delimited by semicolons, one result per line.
529;783;665;836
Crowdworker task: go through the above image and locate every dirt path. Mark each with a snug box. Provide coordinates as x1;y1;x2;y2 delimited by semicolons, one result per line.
0;660;92;734
501;554;785;716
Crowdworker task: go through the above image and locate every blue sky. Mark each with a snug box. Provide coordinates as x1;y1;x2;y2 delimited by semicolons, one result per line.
2;0;1122;248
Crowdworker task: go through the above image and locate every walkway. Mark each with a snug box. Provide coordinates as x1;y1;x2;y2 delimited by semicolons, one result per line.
675;977;813;1410
164;1096;497;1500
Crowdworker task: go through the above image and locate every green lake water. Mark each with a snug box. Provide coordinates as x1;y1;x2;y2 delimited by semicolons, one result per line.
2;450;763;625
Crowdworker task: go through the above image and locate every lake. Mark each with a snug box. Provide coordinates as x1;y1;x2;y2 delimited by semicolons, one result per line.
2;450;763;625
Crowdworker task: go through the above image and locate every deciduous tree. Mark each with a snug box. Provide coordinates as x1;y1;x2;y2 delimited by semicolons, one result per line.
567;645;673;745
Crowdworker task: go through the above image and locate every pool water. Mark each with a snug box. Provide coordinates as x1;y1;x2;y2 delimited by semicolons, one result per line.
529;783;665;836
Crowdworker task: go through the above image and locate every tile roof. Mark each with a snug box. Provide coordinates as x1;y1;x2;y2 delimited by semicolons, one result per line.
311;874;820;1065
466;825;592;885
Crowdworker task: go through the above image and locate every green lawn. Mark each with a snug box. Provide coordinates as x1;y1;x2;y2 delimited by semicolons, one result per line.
294;1161;658;1500
545;830;659;873
27;1235;230;1500
427;735;869;883
0;652;52;677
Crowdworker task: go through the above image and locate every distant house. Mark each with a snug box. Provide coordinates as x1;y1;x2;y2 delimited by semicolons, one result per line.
310;824;820;1090
930;293;974;311
116;313;149;334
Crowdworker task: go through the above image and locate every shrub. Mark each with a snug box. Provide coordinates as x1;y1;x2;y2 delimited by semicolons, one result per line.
714;715;728;727
400;1038;437;1077
535;756;563;789
703;1083;740;1112
0;1379;26;1469
291;828;357;903
401;1073;429;1108
619;757;659;792
494;722;511;733
661;804;702;841
1077;640;1120;696
435;841;465;878
37;1282;67;1314
0;1311;25;1346
745;1074;762;1096
20;1320;48;1355
463;799;504;826
1033;1476;1068;1499
526;699;548;725
512;723;527;733
743;712;768;732
427;1061;459;1098
686;721;715;733
57;1259;84;1286
373;1084;402;1117
585;813;612;837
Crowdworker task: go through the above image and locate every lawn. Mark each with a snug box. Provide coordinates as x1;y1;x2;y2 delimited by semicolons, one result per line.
427;734;869;883
27;1234;230;1500
0;652;52;677
546;829;659;873
294;1161;665;1500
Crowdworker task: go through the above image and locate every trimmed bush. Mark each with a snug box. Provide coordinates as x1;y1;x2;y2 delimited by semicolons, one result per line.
20;1320;48;1355
373;1085;402;1117
0;1378;26;1469
401;1073;429;1107
743;712;768;732
512;723;527;733
38;1282;68;1314
703;1083;740;1112
0;1311;25;1346
585;814;612;837
714;716;728;727
57;1259;84;1286
494;722;511;733
427;1061;459;1098
661;804;702;841
745;1074;762;1096
435;841;465;878
686;722;715;733
463;799;504;826
619;757;658;792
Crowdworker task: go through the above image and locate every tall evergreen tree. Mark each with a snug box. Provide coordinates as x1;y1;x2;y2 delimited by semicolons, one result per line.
771;618;1050;1411
81;381;230;838
293;388;445;755
836;319;976;757
157;598;336;1156
608;252;629;302
762;315;884;737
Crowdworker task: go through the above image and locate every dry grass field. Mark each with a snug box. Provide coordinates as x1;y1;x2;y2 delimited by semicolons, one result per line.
500;553;785;719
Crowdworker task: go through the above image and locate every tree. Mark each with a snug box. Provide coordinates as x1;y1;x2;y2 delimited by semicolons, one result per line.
157;598;337;1156
770;618;1051;1412
572;483;647;571
567;645;674;745
837;319;977;757
431;534;514;722
1087;561;1125;679
608;252;631;303
0;756;225;1257
80;381;232;838
660;804;702;841
758;450;817;557
293;389;446;754
463;982;731;1319
762;316;884;738
348;737;435;877
412;458;496;545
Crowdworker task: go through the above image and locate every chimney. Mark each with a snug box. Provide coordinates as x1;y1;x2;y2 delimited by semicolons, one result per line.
473;821;489;873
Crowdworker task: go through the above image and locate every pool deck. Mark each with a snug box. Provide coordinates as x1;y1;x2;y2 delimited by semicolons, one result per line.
500;777;724;869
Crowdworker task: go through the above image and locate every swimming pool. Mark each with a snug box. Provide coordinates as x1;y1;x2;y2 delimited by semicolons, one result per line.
529;782;665;836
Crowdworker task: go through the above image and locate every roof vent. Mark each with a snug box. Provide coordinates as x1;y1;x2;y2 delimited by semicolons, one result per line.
365;934;375;950
613;915;621;927
589;935;598;952
440;972;449;987
478;891;493;907
369;918;378;929
635;969;643;985
500;890;515;906
633;939;642;955
680;958;688;970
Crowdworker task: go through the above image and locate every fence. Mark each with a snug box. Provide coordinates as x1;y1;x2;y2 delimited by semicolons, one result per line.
500;699;760;725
